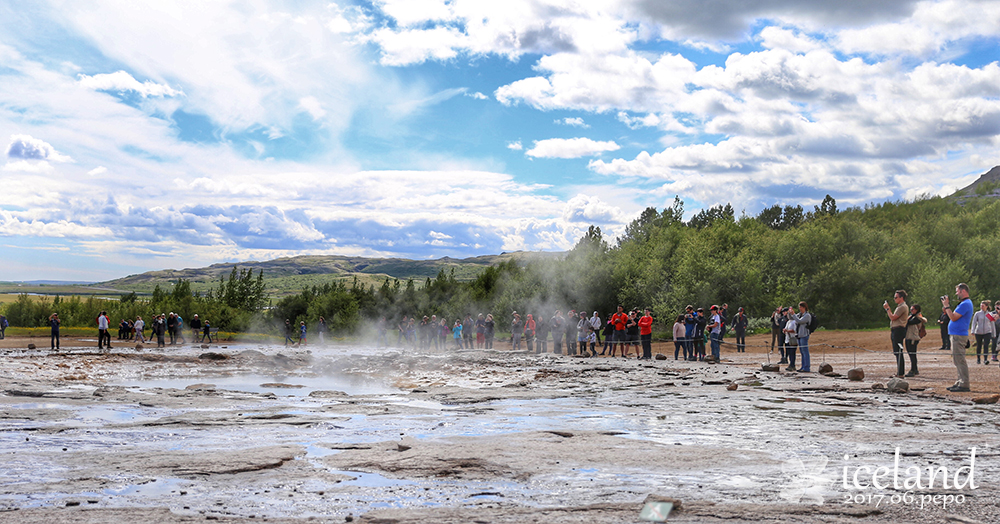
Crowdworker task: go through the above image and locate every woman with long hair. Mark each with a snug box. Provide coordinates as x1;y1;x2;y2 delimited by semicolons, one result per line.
903;304;927;376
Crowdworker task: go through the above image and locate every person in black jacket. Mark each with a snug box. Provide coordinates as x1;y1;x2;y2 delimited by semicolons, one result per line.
190;314;202;343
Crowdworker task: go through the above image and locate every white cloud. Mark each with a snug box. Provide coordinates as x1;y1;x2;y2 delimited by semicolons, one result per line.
5;134;73;162
526;137;621;158
3;160;54;173
758;26;824;53
466;91;488;100
298;96;327;120
562;194;626;223
556;117;589;128
87;166;107;176
506;141;523;150
78;71;182;97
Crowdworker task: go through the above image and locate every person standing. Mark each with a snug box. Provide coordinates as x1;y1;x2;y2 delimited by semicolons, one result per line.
452;319;463;349
511;312;523;351
167;313;178;345
903;304;926;377
883;290;909;377
638;308;654;360
774;308;788;364
589;311;602;347
49;313;60;350
794;301;812;372
0;314;7;339
992;302;1000;362
941;283;974;392
610;306;628;357
153;314;166;348
533;313;547;353
463;314;475;350
782;308;798;371
97;310;111;350
672;315;686;360
937;310;951;351
693;308;707;361
476;314;486;349
565;311;578;356
708;305;722;361
971;300;995;365
550;310;564;354
484;314;495;350
189;314;201;344
284;319;296;346
134;316;146;343
318;316;327;345
176;314;186;344
201;319;211;343
524;314;536;352
683;306;697;360
732;307;748;353
299;321;307;346
576;313;589;356
601;314;614;356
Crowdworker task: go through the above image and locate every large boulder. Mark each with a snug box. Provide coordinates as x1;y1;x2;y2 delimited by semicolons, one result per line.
887;377;910;393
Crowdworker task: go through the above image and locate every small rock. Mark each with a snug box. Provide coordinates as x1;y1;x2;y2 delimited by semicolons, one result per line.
199;352;227;360
818;363;833;374
887;378;909;393
761;363;780;372
200;344;210;349
66;501;80;507
847;368;865;381
27;343;36;350
872;383;885;390
655;353;667;360
642;494;683;510
973;394;1000;405
308;390;348;398
397;437;415;452
726;383;738;391
135;344;143;351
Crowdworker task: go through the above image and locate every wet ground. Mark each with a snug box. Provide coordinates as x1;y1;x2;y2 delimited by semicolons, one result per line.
1;333;999;523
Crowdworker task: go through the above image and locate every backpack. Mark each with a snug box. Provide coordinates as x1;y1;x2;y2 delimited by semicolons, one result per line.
807;312;819;333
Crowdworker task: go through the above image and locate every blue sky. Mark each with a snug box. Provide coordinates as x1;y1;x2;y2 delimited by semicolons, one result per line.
1;0;999;281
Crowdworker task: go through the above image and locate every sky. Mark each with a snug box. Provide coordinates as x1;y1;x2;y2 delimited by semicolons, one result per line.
1;0;999;282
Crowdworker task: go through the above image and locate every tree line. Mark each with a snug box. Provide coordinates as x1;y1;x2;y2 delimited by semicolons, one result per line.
4;194;999;336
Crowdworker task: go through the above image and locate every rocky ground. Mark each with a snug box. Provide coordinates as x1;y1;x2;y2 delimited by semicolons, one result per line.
1;330;998;523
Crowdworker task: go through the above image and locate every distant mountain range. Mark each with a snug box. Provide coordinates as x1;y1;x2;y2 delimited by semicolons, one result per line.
98;251;563;296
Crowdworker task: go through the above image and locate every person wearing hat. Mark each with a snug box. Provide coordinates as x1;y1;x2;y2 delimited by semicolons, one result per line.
732;307;748;352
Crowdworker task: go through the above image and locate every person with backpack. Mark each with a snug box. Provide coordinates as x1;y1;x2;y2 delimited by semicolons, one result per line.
794;301;813;372
904;304;927;376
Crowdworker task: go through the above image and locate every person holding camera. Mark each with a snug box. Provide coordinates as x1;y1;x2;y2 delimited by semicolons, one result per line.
941;284;974;392
883;290;909;377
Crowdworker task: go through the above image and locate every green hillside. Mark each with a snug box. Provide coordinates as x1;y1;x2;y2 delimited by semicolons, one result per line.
99;252;562;296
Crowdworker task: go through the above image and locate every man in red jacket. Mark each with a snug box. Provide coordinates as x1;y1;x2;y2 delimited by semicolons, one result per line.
638;308;654;359
610;305;628;357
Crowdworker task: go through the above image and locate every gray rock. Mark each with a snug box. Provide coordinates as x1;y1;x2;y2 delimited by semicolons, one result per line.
847;368;865;381
761;363;780;372
655;353;667;360
886;377;909;393
818;363;833;374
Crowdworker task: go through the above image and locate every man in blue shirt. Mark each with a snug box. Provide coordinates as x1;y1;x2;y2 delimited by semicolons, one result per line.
942;283;974;392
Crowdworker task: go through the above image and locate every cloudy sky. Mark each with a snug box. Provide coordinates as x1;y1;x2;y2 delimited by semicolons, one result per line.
2;0;999;281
